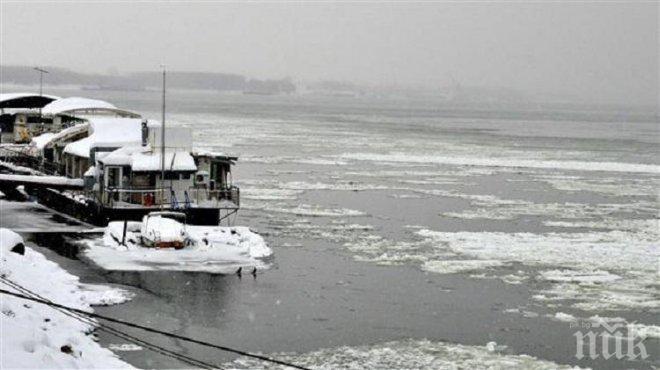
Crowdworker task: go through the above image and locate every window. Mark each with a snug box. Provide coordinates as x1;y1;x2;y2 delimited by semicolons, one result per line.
164;172;178;180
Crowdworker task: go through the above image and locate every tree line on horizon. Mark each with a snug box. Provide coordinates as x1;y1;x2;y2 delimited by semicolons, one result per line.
0;65;295;94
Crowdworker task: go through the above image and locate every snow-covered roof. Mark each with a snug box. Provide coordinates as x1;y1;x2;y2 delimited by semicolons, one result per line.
37;123;90;149
132;151;197;172
89;117;143;148
42;97;115;114
98;146;146;166
63;118;142;158
30;132;57;149
0;93;59;109
63;136;93;158
192;148;237;160
41;97;140;118
100;146;197;172
83;165;96;177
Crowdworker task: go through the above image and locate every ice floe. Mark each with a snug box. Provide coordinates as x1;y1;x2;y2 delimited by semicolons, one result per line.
422;260;505;274
548;314;660;339
439;196;657;221
340;152;660;174
417;223;659;311
531;173;659;197
244;202;367;217
241;179;391;193
226;339;580;369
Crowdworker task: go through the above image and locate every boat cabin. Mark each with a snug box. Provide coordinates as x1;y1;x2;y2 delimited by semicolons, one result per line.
94;124;239;214
0;93;60;143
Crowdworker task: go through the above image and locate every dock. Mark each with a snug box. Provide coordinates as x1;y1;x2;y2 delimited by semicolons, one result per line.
0;173;84;191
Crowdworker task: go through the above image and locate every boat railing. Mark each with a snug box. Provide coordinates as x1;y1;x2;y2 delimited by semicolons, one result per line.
103;187;170;208
187;185;240;208
102;185;240;209
0;145;64;175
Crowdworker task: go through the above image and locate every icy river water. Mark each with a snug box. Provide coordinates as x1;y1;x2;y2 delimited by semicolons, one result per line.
4;87;659;369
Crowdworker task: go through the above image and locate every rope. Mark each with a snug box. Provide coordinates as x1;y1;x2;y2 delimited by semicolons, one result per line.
0;287;310;370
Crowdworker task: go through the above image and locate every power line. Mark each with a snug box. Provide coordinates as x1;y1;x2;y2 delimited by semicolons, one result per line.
0;287;311;370
0;277;218;369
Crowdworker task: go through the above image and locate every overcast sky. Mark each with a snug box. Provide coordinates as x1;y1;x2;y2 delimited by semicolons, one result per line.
1;1;657;105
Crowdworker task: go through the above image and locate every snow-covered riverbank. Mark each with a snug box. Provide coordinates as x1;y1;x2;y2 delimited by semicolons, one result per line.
82;221;273;273
0;228;134;369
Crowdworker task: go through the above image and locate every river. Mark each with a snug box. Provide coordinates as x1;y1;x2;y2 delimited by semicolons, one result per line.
2;87;658;369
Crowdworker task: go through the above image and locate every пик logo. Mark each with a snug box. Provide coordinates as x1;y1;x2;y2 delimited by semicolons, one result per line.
573;319;649;360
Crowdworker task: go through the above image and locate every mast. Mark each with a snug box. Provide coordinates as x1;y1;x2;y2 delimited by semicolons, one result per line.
160;65;166;209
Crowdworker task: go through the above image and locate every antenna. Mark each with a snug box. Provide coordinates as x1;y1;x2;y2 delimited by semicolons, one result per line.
33;67;49;96
34;67;49;117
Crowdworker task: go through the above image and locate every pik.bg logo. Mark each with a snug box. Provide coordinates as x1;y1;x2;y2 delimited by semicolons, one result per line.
572;319;649;360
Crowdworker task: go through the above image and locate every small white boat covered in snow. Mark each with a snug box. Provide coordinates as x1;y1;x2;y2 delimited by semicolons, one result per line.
140;211;188;249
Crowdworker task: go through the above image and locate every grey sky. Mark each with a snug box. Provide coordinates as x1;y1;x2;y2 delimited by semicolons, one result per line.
1;1;657;105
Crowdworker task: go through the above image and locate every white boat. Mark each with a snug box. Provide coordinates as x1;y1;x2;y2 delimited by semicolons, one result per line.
140;211;188;249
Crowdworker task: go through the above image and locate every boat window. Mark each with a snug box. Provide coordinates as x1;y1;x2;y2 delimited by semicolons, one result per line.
164;172;178;180
107;167;120;187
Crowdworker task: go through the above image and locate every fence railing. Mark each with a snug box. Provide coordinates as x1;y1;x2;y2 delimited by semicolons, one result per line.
187;186;240;208
102;186;240;209
104;187;169;208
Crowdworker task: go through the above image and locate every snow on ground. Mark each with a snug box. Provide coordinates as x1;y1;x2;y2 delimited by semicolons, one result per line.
225;339;580;370
0;228;133;369
82;221;273;273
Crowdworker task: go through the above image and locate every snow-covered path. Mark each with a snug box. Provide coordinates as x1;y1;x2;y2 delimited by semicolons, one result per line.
0;228;134;369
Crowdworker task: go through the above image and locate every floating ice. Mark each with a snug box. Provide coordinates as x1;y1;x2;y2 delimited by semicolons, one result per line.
107;344;143;352
552;312;577;322
539;270;622;284
77;283;134;306
417;223;659;311
532;173;659;197
226;339;579;369
241;188;304;201
244;202;367;217
422;260;505;274
340;152;660;174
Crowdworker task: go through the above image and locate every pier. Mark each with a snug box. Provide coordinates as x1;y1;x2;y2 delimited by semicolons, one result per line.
0;173;84;191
